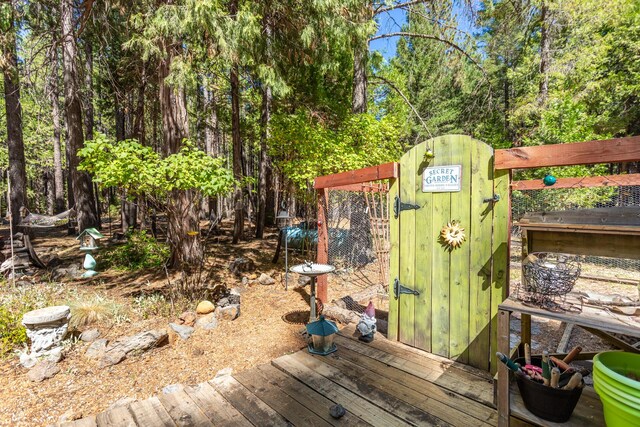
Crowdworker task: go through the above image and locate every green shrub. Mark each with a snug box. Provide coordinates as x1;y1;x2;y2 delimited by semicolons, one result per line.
102;231;170;270
0;305;27;356
133;293;172;319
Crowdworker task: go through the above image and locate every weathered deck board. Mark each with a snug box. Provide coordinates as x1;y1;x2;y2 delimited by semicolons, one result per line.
290;351;449;426
210;375;288;427
128;397;175;427
254;364;371;427
319;346;497;427
272;353;407;426
183;382;251;427
63;331;505;427
157;389;213;427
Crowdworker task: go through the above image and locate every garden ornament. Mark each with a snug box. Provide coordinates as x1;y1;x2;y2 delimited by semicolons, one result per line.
356;301;377;343
440;221;466;250
543;174;557;186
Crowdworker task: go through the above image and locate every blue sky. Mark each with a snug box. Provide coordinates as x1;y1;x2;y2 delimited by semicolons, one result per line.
369;4;477;60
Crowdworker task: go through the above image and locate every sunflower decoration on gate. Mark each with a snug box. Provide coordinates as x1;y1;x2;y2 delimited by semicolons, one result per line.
439;220;466;251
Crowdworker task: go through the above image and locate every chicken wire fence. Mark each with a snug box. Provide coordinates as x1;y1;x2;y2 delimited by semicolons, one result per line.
511;184;640;284
326;184;391;314
323;178;640;317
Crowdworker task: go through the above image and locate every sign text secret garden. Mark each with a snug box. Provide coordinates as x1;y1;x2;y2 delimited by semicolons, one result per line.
422;165;462;192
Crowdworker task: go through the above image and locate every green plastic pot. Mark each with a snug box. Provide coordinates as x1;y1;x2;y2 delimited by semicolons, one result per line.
593;352;640;427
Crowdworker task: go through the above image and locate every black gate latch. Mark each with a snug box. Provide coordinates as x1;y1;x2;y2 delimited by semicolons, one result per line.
393;278;420;299
394;195;420;218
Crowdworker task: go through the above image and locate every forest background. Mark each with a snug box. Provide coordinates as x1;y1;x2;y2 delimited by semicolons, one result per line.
1;0;639;268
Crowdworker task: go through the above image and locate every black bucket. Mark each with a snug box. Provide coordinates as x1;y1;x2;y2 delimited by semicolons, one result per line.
515;357;584;423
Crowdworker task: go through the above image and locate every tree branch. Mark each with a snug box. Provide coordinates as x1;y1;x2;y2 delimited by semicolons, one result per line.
375;0;428;16
368;32;487;80
370;75;433;139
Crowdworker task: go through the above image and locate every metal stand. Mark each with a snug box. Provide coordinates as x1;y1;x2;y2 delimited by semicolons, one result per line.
284;226;289;290
309;276;317;322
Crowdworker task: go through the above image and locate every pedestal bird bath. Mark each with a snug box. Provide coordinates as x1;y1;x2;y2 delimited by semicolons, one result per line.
290;261;335;322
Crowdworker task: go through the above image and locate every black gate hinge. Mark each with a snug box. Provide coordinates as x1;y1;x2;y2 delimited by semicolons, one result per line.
393;277;420;299
394;195;420;218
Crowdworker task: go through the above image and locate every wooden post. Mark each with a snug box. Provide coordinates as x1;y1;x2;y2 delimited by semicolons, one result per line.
497;309;511;427
316;188;329;304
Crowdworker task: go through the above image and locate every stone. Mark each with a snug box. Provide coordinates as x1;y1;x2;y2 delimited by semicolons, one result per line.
98;349;126;368
46;347;64;363
330;404;346;419
108;397;137;410
162;384;183;394
80;328;101;342
258;273;275;285
196;300;215;315
85;339;108;359
19;352;38;368
217;304;240;321
229;288;241;305
216;297;229;307
192;347;204;356
241;277;249;285
58;409;81;423
97;330;168;367
28;360;60;382
167;329;179;346
169;323;195;340
178;311;197;327
248;273;258;280
228;257;255;276
195;313;218;330
214;367;233;379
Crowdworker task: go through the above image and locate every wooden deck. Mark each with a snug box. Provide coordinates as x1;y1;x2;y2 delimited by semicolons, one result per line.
61;326;499;427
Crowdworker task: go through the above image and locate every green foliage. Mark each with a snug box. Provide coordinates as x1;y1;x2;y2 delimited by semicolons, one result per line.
0;285;57;356
101;231;170;271
78;134;236;198
270;111;403;191
133;293;172;319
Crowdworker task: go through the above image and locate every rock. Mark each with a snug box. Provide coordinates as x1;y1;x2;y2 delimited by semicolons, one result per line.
162;384;183;394
196;301;215;315
330;404;346;419
241;277;249;285
20;352;38;368
169;323;195;340
228;288;241;305
248;273;258;280
46;347;64;363
192;347;204;356
178;311;197;327
22;305;70;325
80;328;101;342
108;397;137;410
85;338;108;359
98;349;126;368
214;367;233;379
217;304;240;321
27;360;60;382
195;313;218;330
216;297;229;307
228;257;255;276
167;329;179;346
58;409;81;423
258;273;275;285
97;330;168;367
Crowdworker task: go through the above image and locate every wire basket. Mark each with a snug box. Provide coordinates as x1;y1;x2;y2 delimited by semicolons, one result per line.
523;253;581;297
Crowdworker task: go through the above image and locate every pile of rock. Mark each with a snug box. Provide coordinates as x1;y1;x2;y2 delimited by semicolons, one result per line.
0;233;35;279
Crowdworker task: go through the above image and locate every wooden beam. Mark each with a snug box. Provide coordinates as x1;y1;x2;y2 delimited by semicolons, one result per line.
329;183;388;192
316;188;329;303
314;162;398;189
512;173;640;190
495;136;640;170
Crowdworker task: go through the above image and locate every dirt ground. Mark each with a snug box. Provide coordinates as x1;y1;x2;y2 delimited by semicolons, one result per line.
0;221;331;427
0;221;638;426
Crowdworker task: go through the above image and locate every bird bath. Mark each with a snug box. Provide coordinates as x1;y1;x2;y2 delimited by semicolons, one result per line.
290;262;335;322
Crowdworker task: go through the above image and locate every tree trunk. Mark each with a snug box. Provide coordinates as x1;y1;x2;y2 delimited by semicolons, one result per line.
47;46;65;214
351;43;368;114
230;0;244;243
3;18;26;232
202;84;219;218
159;41;202;266
538;1;550;105
61;0;98;231
84;41;94;140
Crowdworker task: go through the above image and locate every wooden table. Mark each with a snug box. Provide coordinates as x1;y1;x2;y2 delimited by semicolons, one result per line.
496;295;640;426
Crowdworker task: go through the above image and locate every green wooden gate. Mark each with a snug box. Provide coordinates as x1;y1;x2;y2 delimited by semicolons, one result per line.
388;135;509;372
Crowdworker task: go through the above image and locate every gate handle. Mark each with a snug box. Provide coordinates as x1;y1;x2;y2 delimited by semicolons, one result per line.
483;194;500;203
